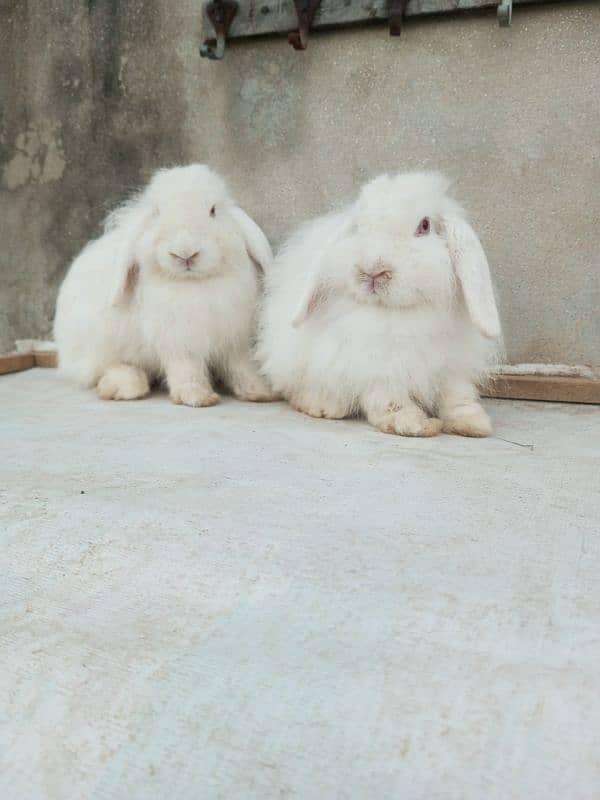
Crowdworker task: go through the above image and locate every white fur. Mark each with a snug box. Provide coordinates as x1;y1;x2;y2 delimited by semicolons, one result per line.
54;164;276;405
258;172;503;437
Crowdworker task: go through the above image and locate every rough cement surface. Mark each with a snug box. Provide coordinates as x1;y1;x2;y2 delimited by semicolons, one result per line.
1;2;599;368
1;369;599;800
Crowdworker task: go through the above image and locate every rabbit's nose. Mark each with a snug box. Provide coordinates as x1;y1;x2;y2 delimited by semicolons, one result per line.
367;268;392;290
369;269;392;281
184;251;200;268
169;250;200;268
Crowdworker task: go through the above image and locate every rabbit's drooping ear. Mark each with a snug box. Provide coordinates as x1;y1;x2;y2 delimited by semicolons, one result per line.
230;207;273;274
442;217;501;339
292;270;332;327
290;213;354;326
108;203;156;308
109;242;140;308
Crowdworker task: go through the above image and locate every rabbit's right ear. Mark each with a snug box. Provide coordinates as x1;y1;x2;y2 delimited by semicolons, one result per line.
291;212;353;326
108;203;156;307
109;242;140;308
292;270;332;327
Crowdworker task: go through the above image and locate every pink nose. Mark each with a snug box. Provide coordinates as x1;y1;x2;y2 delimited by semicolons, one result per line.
367;269;392;290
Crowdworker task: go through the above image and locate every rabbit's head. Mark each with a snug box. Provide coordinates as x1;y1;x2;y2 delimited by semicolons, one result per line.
293;172;501;339
107;164;272;301
143;166;232;280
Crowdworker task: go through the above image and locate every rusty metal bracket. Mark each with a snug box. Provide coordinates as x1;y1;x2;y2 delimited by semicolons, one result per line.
199;0;536;58
288;0;322;50
200;0;239;60
388;0;409;36
497;0;512;26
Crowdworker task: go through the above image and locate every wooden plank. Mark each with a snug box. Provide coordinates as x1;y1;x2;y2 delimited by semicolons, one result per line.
204;0;548;40
34;350;58;368
484;374;600;404
3;348;596;403
0;352;35;375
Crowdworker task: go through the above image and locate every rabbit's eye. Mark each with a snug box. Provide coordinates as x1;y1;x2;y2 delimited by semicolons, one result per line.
415;217;430;236
210;205;216;217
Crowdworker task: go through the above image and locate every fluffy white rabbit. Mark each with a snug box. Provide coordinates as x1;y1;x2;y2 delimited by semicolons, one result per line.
54;164;277;406
258;172;502;437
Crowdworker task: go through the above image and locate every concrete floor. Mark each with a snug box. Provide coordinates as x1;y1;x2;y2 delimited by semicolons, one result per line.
1;369;599;800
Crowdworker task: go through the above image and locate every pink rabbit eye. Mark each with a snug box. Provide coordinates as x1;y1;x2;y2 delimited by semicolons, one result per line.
210;205;216;217
416;217;430;236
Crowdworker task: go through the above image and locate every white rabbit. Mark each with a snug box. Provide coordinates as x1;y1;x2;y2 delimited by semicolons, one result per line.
54;164;277;407
258;172;502;437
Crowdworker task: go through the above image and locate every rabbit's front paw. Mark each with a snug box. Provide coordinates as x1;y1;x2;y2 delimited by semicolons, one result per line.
378;406;442;437
97;365;150;401
170;383;220;408
235;375;280;403
442;403;492;437
289;390;348;420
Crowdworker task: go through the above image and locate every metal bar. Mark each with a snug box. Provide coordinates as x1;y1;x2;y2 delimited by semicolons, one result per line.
202;0;552;39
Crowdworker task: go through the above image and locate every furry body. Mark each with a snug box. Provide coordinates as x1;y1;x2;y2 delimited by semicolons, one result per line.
55;165;275;406
258;173;501;436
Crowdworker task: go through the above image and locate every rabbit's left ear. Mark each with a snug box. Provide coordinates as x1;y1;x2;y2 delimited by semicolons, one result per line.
442;216;501;339
230;207;273;275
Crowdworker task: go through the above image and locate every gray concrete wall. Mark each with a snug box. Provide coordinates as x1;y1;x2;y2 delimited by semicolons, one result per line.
1;1;599;368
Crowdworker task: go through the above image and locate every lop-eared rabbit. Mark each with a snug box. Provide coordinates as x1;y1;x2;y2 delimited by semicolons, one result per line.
258;172;502;437
54;164;276;407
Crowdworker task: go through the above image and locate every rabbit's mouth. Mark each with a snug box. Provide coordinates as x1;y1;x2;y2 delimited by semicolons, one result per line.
158;251;221;281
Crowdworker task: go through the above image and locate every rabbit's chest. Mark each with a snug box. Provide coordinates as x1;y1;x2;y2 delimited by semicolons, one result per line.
329;308;450;374
138;277;256;356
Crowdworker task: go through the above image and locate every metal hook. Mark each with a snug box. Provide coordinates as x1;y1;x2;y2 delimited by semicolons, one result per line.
199;33;226;60
199;0;239;60
388;0;409;37
288;0;322;50
497;0;512;26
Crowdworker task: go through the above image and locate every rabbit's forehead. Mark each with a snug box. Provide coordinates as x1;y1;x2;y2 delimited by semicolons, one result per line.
148;176;230;213
157;190;229;223
148;164;228;195
357;172;450;223
156;186;226;208
152;203;204;234
356;192;439;228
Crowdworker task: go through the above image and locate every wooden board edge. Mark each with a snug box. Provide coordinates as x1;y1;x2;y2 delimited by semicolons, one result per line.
34;350;58;368
484;375;600;405
0;352;36;375
1;350;57;373
2;352;598;404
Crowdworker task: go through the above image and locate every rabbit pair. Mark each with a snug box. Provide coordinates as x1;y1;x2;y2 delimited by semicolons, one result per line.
55;165;501;437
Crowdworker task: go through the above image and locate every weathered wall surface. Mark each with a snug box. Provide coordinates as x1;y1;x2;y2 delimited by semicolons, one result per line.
1;1;599;367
